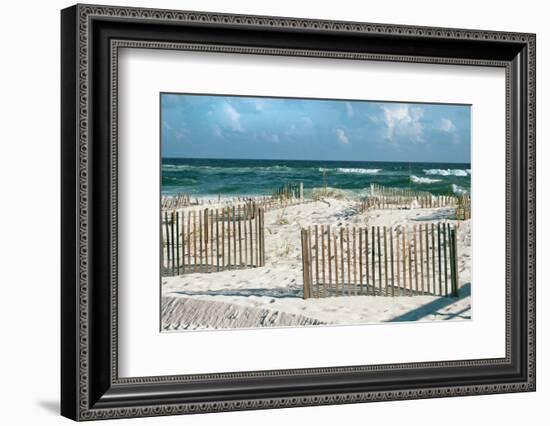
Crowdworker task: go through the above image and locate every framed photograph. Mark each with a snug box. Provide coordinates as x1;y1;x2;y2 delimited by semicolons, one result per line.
61;4;536;421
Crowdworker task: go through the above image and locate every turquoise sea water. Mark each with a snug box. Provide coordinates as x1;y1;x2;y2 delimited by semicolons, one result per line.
161;158;471;197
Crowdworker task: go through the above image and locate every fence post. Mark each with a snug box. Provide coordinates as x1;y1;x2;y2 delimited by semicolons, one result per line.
383;226;388;295
199;210;203;272
372;227;376;295
256;207;260;267
315;225;319;296
407;226;412;296
327;225;332;292
346;227;351;295
395;227;400;293
301;229;311;299
249;206;253;267
425;223;430;294
170;211;175;276
365;227;370;294
390;227;394;297
233;206;237;268
359;228;363;293
443;221;449;295
450;226;459;297
160;213;165;275
334;230;339;293
163;211;170;275
402;227;407;294
321;225;326;291
377;226;382;295
261;208;266;266
175;211;180;275
340;227;345;294
184;211;189;274
215;209;220;271
419;225;424;294
227;207;231;269
353;227;357;294
413;225;418;293
437;222;442;295
210;210;214;272
237;205;242;267
204;209;209;273
308;227;314;297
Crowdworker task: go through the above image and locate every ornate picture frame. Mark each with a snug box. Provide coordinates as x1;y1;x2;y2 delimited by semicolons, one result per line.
61;4;535;421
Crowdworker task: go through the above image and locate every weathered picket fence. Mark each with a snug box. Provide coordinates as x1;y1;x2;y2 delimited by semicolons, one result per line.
273;182;303;200
161;193;193;210
243;195;309;213
357;194;458;211
300;222;459;299
455;195;471;220
218;195;272;207
161;204;265;276
370;183;431;198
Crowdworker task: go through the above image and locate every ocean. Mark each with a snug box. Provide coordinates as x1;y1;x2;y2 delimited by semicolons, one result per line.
161;158;471;197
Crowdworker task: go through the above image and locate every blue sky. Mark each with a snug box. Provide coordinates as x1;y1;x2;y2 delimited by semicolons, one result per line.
161;93;471;163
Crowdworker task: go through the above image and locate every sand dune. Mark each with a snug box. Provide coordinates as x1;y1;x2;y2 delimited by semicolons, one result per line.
162;198;471;331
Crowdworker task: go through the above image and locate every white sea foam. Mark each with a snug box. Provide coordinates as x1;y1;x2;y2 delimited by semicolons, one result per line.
423;168;470;177
452;184;469;195
162;164;292;173
410;175;441;184
336;168;382;174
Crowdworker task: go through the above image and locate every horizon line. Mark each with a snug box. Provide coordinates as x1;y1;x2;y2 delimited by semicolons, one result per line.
161;157;471;165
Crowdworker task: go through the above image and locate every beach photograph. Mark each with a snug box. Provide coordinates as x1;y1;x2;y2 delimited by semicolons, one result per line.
160;93;471;331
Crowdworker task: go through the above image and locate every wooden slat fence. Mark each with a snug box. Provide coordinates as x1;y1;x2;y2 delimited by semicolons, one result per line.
161;205;265;276
357;194;458;211
163;192;308;214
301;222;459;299
273;182;303;200
161;193;192;210
455;195;471;220
161;195;275;211
218;196;272;207
370;183;432;198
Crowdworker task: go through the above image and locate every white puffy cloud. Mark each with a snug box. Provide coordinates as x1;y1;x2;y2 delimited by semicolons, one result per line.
335;128;350;144
345;102;354;117
439;118;460;144
440;118;457;133
223;103;243;132
381;104;424;143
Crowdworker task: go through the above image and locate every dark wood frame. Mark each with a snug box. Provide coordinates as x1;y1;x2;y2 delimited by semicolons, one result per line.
61;4;536;421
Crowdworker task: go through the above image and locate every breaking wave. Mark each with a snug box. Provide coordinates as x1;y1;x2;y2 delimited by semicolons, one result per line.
424;168;470;177
335;168;382;174
163;164;293;173
452;184;469;195
410;175;441;184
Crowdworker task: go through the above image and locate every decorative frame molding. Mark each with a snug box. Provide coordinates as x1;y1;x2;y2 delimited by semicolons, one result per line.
61;4;535;421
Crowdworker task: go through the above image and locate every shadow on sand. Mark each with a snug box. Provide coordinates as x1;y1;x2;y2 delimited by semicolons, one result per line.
387;283;471;322
170;287;303;299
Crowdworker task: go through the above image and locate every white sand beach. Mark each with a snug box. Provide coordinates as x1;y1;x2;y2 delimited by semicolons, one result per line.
161;197;471;331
